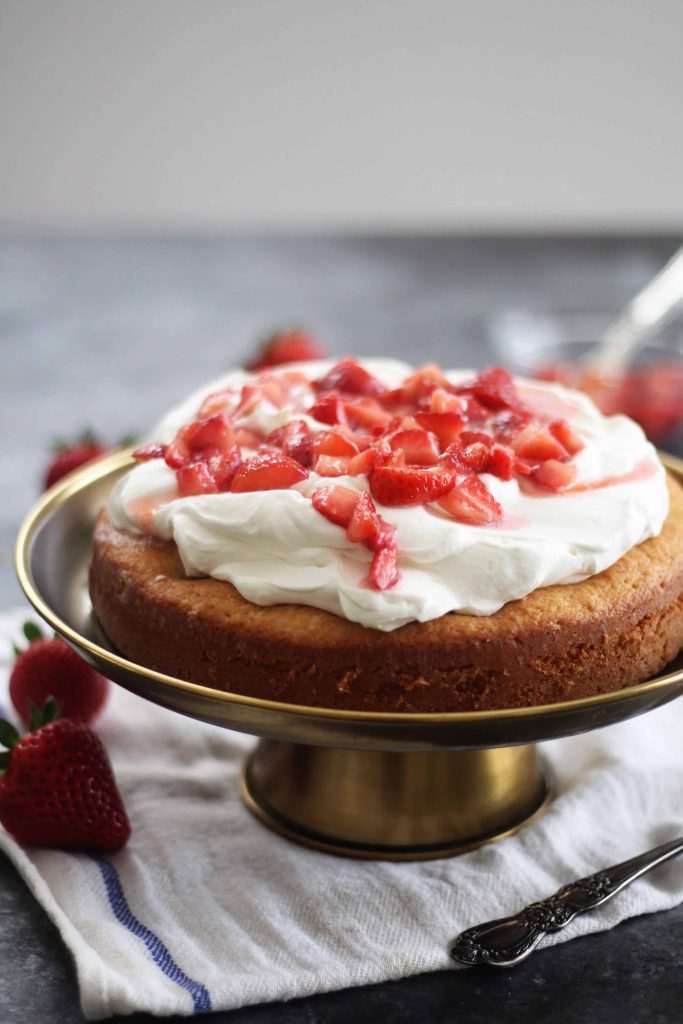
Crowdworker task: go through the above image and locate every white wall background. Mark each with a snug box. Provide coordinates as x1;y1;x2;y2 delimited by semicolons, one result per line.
1;0;682;232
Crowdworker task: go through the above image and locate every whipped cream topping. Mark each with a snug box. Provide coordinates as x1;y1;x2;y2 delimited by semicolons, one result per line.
109;358;669;631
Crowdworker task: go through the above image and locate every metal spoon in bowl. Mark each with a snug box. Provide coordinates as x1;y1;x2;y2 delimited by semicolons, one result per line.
585;244;683;375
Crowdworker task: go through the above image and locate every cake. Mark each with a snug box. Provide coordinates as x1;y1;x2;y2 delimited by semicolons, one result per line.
89;357;683;711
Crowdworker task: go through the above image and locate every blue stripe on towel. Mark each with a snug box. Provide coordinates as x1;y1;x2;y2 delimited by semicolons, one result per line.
92;855;212;1014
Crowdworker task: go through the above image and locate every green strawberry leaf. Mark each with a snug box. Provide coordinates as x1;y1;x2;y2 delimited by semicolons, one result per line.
42;697;61;725
0;719;20;750
12;642;22;657
0;751;9;772
79;428;98;446
24;698;62;734
27;700;42;733
50;429;100;453
22;621;43;644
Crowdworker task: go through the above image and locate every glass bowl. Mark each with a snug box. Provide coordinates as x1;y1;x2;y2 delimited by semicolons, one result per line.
489;310;683;444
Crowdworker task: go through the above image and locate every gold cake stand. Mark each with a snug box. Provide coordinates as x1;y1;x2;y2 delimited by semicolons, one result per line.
15;450;683;860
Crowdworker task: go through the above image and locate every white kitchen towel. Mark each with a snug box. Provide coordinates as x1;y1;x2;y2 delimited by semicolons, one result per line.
1;607;682;1019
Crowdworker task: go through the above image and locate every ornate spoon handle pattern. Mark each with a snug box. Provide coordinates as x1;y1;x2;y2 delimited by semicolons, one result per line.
451;836;683;968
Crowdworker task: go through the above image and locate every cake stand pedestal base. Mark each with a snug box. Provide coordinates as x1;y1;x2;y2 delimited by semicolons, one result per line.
240;740;549;860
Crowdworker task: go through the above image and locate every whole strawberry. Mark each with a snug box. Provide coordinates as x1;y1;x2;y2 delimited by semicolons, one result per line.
10;622;110;726
246;328;326;370
0;700;130;852
44;430;109;490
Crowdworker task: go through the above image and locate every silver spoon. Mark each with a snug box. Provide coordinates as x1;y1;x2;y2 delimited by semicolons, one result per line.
451;835;683;968
586;244;683;374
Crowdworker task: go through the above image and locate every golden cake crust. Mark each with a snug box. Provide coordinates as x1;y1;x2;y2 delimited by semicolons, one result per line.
89;474;683;712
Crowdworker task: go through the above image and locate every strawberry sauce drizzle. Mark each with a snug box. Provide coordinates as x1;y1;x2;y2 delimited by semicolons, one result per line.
131;358;640;591
519;457;658;498
126;492;179;530
484;514;532;530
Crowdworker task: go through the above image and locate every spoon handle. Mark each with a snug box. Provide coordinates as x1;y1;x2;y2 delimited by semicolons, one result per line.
589;245;683;373
451;835;683;968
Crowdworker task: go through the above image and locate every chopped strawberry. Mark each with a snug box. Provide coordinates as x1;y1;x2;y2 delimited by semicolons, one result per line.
258;373;291;408
312;483;399;593
440;443;471;474
348;447;385;476
177;461;218;496
488;443;515;480
231;453;308;492
369;543;400;590
133;443;168;462
234;427;265;449
366;520;397;552
234;385;262;418
413;411;465;447
313;454;352;477
344;398;393;430
351;433;373;451
370;463;455;506
514;426;569;463
514;457;537;477
460;396;490;423
533;460;578;491
315;358;386;397
459;430;492;447
268;419;313;466
385;449;406;468
461;442;491;473
187;413;234;453
429;388;466;414
549;419;585;456
346;492;381;543
441;441;492;474
396;414;421;432
207;445;242;490
389;429;440;466
198;388;233;418
247;329;326;370
468;366;523;411
165;414;234;468
438;476;504;525
379;387;411;411
382;414;403;435
312;429;359;459
311;485;359;527
234;379;287;417
307;393;348;426
165;428;194;468
165;433;191;469
401;364;454;404
488;408;533;443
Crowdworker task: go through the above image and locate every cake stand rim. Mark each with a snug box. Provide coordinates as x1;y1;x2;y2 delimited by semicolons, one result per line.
14;446;683;732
